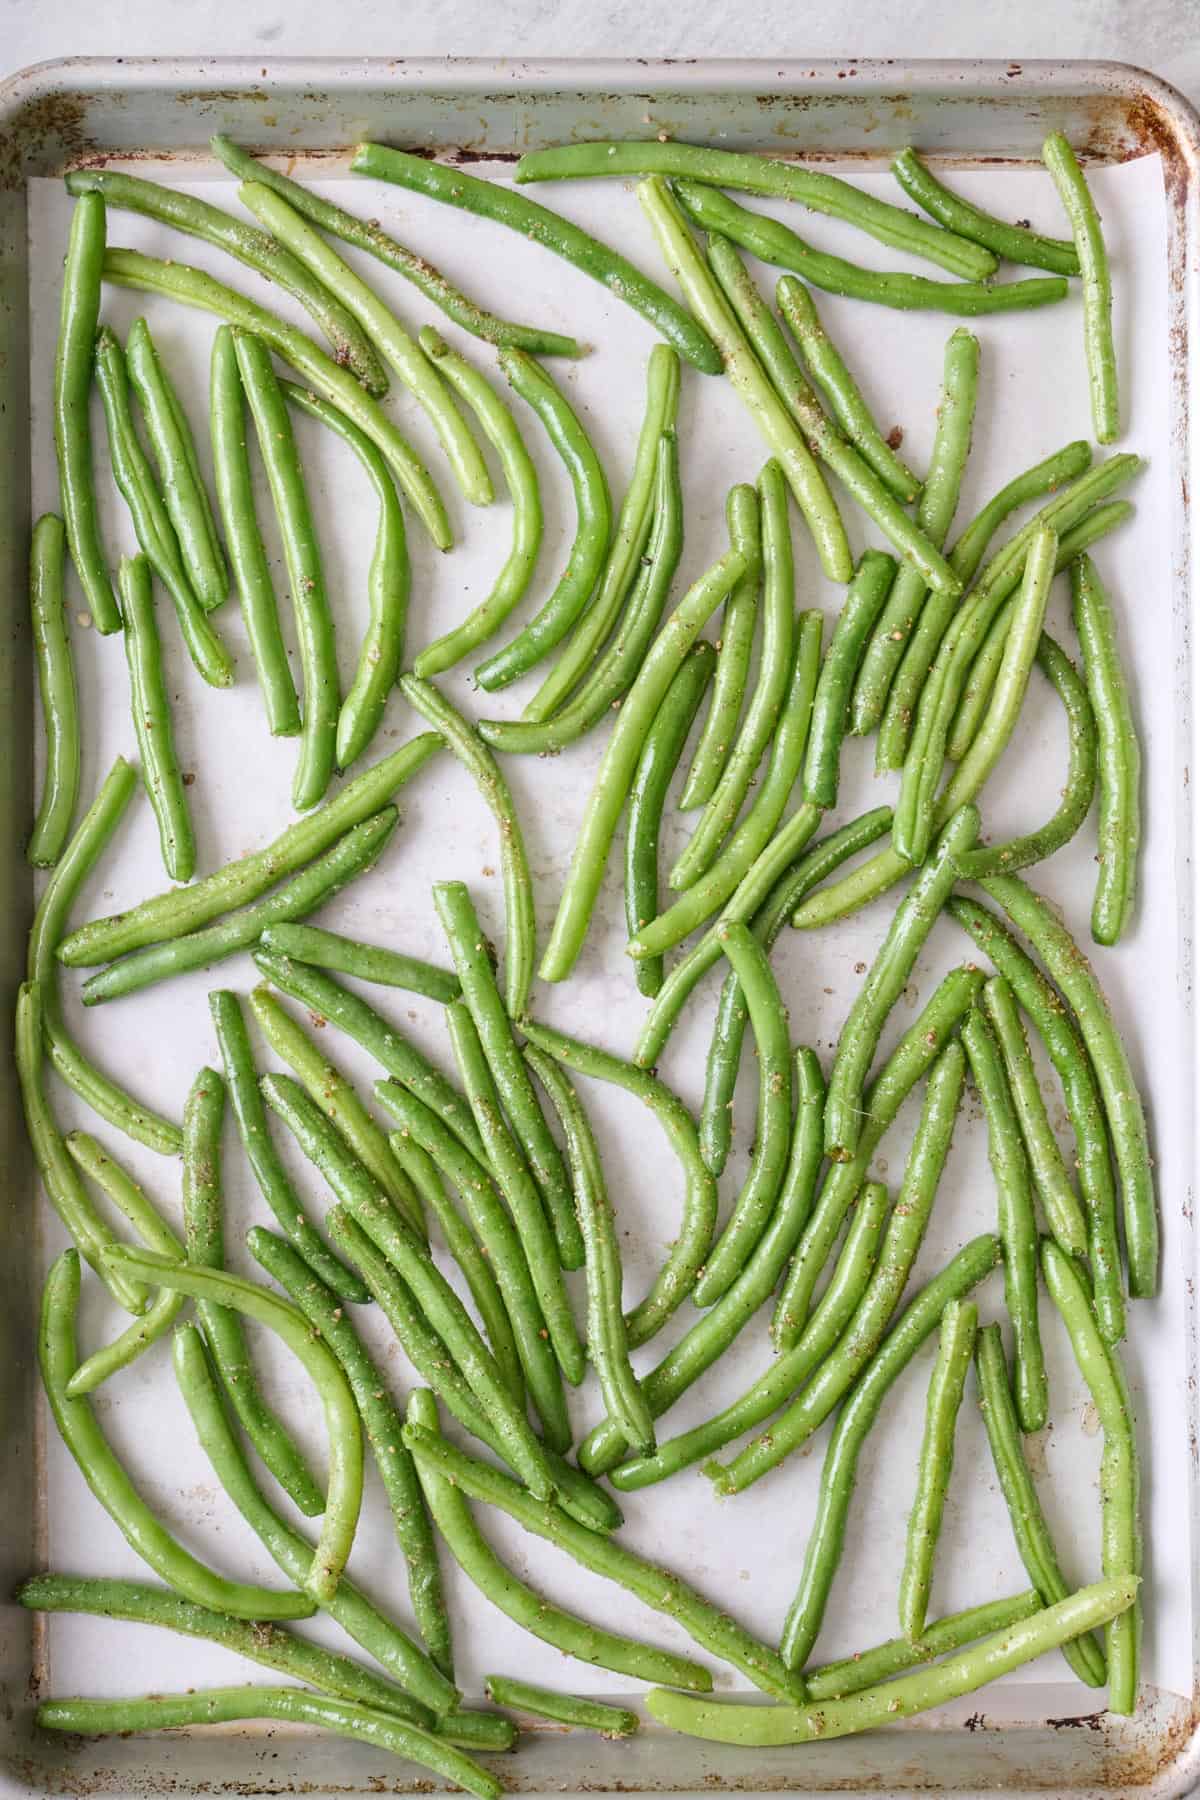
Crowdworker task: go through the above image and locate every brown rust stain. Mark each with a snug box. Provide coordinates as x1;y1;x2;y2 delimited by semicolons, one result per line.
0;85;94;190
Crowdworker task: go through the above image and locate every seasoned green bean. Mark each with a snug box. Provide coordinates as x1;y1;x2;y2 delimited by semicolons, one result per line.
1043;133;1119;442
118;554;195;882
260;924;459;1001
484;1676;637;1738
1072;553;1140;944
680;484;761;809
804;1591;1044;1700
804;550;896;806
892;149;1080;275
898;1298;977;1640
28;515;81;867
55;193;120;633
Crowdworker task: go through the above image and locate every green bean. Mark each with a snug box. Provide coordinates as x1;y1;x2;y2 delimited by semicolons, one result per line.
713;1042;966;1498
1043;133;1119;441
281;381;407;773
406;1389;705;1689
444;999;584;1384
403;1421;803;1702
523;1047;653;1455
93;326;234;688
851;330;979;735
638;182;850;581
81;809;399;1006
524;345;680;722
892;148;1080;274
54;194;119;633
1041;1239;1141;1712
516;141;996;279
116;554;194;882
681;485;761;810
211;135;581;359
351;142;721;373
773;965;983;1347
673;179;1064;316
948;564;1094;765
414;330;543;678
805;1591;1044;1701
399;677;538;1020
125;316;228;611
540;547;747;982
240;181;491;508
180;1066;325;1516
804;551;896;806
63;1129;176;1253
260;923;459;1001
103;249;450;549
28;516;81;867
484;1676;637;1738
1072;553;1140;944
981;872;1156;1298
974;1322;1107;1687
670;464;797;889
476;430;684;757
250;948;484;1166
521;1020;717;1349
615;1177;889;1494
898;1298;977;1641
627;643;717;998
248;1227;452;1677
648;1576;1135;1745
40;1252;310;1618
472;351;611;689
824;804;978;1160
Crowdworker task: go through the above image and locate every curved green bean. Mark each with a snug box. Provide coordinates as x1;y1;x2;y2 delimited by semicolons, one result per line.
1072;553;1140;944
484;1676;637;1738
118;554;195;882
898;1297;977;1640
1043;133;1118;442
680;484;761;809
260;923;459;1001
55;193;120;633
892;149;1080;274
804;549;896;806
804;1591;1044;1700
28;515;81;867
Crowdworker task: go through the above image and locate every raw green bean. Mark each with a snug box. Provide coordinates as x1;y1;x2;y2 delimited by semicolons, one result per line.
484;1676;637;1738
241;181;492;507
211;135;581;359
209;326;299;735
444;999;584;1384
539;546;746;982
260;924;460;1001
399;676;538;1019
804;550;896;806
54;193;119;633
824;804;978;1160
638;182;851;581
281;381;407;773
975;1322;1108;1688
125;317;228;612
1041;1239;1141;1712
851;329;979;735
898;1298;977;1640
961;1006;1045;1433
41;1252;310;1619
626;643;717;998
476;428;683;756
1043;134;1119;442
93;326;234;688
981;872;1156;1299
670;463;797;889
523;1046;653;1455
521;1020;717;1350
776;283;919;501
773;966;983;1347
182;1066;325;1516
982;974;1088;1257
674;179;1065;315
805;1591;1044;1701
28;515;81;867
248;1227;453;1677
413;329;543;678
516;141;996;278
680;484;761;810
103;248;450;548
117;554;195;882
1072;553;1140;944
711;1042;965;1497
351;142;721;373
406;1389;706;1689
524;344;680;722
402;1421;804;1702
647;1578;1135;1744
81;810;399;1006
233;330;336;807
892;149;1080;275
777;1233;1001;1670
473;350;611;689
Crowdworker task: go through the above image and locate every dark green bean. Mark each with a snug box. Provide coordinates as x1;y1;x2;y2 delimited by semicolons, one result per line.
1072;553;1140;944
892;149;1080;274
118;554;195;882
804;549;896;806
260;923;459;1001
680;485;761;809
484;1676;637;1738
898;1297;977;1641
55;193;120;633
1043;134;1118;442
28;515;81;867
